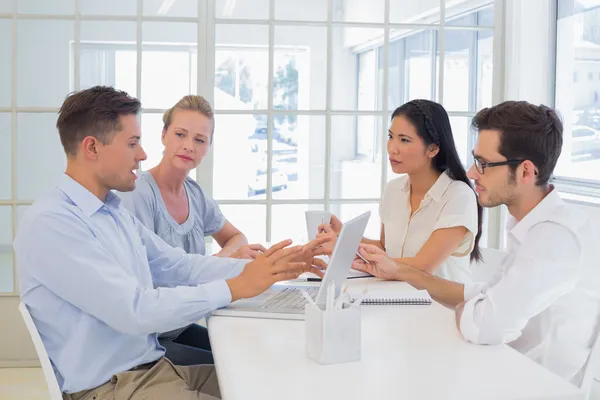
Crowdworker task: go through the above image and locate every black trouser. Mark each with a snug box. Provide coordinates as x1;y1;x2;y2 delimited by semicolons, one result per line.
158;323;214;366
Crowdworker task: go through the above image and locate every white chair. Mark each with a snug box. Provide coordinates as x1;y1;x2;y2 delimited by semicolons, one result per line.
471;247;507;283
580;314;600;400
18;302;63;400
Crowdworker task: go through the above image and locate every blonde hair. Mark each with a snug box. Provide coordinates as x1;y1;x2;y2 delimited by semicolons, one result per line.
162;95;215;143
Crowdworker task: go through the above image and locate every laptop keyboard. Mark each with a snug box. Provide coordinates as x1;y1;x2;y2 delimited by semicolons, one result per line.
259;287;319;310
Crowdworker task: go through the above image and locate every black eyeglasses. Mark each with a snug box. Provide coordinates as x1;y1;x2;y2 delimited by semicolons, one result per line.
473;158;524;175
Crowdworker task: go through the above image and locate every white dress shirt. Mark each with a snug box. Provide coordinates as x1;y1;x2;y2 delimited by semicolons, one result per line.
460;188;600;384
380;171;478;283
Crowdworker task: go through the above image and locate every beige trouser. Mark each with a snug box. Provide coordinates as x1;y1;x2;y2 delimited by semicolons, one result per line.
62;357;221;400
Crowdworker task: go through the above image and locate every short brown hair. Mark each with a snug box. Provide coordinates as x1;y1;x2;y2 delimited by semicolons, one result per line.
162;95;215;143
472;101;563;186
56;86;141;156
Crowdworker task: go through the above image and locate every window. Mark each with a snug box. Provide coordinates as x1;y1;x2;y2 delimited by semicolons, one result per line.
0;0;498;293
555;0;600;182
356;5;494;168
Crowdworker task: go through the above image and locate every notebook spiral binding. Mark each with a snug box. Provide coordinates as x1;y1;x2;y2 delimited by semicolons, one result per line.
361;298;432;305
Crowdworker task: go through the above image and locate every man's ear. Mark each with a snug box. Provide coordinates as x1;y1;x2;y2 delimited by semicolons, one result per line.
520;160;538;184
80;136;100;160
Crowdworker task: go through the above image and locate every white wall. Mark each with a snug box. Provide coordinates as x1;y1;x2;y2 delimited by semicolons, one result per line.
17;20;73;108
503;0;555;104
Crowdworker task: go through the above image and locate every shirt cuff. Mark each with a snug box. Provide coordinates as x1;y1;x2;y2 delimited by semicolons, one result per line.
459;293;485;344
203;279;234;309
224;258;250;280
463;281;486;302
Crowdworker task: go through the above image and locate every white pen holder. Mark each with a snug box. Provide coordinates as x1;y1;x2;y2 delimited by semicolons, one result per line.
305;302;361;365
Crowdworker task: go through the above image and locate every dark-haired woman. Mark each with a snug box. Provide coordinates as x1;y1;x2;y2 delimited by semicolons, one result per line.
318;99;482;283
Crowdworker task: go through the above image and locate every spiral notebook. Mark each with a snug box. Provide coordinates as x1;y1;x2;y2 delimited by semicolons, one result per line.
350;289;432;305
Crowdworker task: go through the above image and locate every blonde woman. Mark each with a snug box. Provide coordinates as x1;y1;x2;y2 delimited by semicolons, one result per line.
121;95;265;366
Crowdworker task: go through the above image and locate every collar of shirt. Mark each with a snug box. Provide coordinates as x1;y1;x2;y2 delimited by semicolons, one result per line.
506;185;563;244
59;174;122;217
399;170;454;203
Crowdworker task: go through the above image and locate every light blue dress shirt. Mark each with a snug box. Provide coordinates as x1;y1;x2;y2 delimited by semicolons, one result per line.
14;175;248;394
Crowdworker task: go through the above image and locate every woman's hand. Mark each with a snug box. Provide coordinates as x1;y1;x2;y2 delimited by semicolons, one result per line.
229;244;267;259
314;224;338;256
317;214;343;235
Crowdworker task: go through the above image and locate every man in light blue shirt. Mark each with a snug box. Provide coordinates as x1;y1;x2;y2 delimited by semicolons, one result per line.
14;86;327;399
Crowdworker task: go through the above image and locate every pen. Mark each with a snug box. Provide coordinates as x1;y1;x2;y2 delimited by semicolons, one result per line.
306;275;372;282
350;290;368;308
301;289;316;307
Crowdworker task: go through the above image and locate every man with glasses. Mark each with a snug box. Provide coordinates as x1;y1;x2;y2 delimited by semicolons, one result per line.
353;101;600;384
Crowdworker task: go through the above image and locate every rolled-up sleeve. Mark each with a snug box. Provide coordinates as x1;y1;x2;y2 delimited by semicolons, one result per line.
433;188;478;257
459;222;581;345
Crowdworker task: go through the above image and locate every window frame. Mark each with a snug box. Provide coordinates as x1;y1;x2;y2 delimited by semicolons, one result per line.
0;0;502;295
553;0;600;197
354;4;495;168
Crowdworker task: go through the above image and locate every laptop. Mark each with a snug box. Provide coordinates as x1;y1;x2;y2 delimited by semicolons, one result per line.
211;211;371;320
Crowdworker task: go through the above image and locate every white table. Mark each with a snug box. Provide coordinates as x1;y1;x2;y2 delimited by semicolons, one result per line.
208;279;585;400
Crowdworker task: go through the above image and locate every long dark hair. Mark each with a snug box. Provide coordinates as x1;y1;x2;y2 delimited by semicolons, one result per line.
391;99;482;262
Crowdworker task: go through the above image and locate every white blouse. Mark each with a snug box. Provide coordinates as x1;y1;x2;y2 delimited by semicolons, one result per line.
380;171;478;283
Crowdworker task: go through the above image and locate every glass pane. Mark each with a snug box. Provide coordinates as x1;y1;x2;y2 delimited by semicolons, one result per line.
330;203;380;240
449;116;473;167
144;0;198;17
477;32;494;110
79;22;137;93
214;25;269;111
17;113;66;200
333;0;385;23
275;0;327;21
438;29;493;112
332;27;384;111
140;113;165;171
0;20;10;107
219;205;266;244
0;113;10;200
216;0;269;19
18;0;74;14
213;114;267;200
389;0;441;24
142;22;197;109
0;0;12;13
272;204;325;243
387;29;436;105
439;29;472;111
17;20;73;108
447;5;494;26
0;206;12;292
80;0;136;15
555;2;600;181
274;26;327;111
271;115;325;200
330;115;382;199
